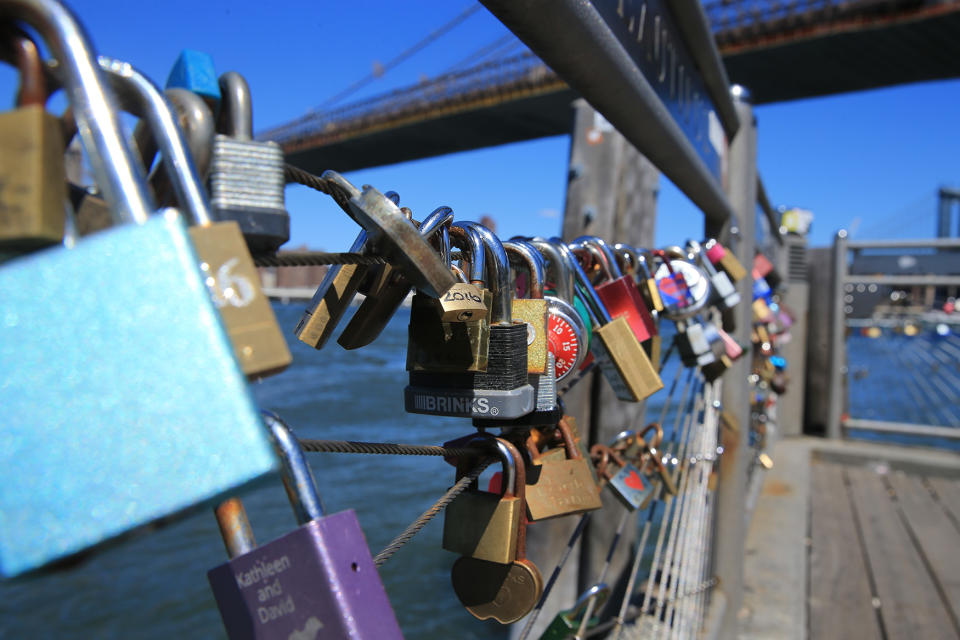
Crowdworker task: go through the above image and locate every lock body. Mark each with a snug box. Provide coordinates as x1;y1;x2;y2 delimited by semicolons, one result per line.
208;510;401;640
443;491;522;564
591;317;663;401
608;463;655;510
0;213;277;576
525;442;602;521
188;221;291;377
0;105;65;251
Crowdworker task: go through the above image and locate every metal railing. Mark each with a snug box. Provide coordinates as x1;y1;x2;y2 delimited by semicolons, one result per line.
826;232;960;441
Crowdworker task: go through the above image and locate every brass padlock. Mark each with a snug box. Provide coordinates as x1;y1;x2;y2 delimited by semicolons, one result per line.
99;57;290;379
704;238;747;283
504;241;548;375
0;29;65;252
406;224;491;372
443;436;522;564
524;416;602;521
450;437;543;624
557;239;662;402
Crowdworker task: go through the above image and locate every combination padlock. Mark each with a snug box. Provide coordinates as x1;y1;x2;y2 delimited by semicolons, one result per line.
529;237;590;383
449;437;544;624
210;71;289;254
208;412;402;639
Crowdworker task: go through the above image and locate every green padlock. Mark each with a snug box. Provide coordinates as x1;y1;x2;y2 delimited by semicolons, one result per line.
540;583;611;639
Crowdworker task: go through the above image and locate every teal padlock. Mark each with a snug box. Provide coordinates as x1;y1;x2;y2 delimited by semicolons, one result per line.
540;583;611;639
0;0;276;578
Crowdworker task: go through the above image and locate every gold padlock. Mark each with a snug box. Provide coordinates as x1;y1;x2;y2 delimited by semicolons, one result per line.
525;417;602;521
443;436;523;564
505;240;549;375
0;30;65;252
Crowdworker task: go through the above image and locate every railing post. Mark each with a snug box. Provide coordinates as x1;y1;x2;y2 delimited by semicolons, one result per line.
826;230;848;440
712;85;756;639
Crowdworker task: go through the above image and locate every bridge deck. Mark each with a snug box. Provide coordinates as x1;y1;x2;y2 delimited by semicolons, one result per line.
740;437;960;639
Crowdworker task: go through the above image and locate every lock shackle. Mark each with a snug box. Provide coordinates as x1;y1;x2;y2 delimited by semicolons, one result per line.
261;410;325;525
449;223;485;287
465;222;512;325
152;88;215;184
552;237;611;327
459;434;520;500
216;70;253;140
613;243;639;279
687;239;723;279
0;26;47;107
529;237;575;303
590;443;613;480
383;190;400;205
567;240;610;285
637;422;664;451
214;497;257;559
97;56;214;227
556;417;583;460
17;0;154;224
503;240;544;300
418;205;453;267
574;235;624;279
568;582;611;622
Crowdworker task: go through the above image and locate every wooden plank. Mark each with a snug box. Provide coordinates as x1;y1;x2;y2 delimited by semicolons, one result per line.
808;462;882;640
846;466;957;639
888;471;960;626
928;476;960;531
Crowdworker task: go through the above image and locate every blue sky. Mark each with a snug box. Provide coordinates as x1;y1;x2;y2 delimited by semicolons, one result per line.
15;0;960;250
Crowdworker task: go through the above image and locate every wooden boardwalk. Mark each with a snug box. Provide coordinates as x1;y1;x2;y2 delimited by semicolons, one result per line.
739;438;960;640
809;460;960;640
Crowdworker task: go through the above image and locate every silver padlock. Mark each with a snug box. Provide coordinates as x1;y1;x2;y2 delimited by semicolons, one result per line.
209;71;289;254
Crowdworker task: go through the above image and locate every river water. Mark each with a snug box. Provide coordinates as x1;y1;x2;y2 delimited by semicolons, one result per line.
1;304;955;638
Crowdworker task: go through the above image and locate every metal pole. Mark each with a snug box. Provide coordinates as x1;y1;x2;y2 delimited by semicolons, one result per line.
826;230;848;440
712;85;756;639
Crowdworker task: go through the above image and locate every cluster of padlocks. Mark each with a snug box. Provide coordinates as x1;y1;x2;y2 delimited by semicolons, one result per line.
0;1;793;637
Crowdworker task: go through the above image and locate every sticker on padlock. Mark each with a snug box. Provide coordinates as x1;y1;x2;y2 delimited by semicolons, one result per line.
208;412;402;639
591;444;654;511
0;8;276;577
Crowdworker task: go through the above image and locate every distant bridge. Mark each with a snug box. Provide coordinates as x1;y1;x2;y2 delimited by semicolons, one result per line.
263;0;960;175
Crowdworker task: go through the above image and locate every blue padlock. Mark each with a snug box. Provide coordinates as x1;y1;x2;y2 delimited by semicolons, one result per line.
0;0;276;577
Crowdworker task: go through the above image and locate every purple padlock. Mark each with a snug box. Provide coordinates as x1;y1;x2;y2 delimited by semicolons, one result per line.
207;411;404;639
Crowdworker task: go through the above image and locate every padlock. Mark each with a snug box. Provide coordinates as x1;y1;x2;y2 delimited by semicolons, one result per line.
688;239;740;311
558;238;663;402
406;223;534;420
443;436;523;563
753;275;774;304
753;297;775;324
753;251;774;280
653;247;713;320
0;28;65;252
540;583;611;640
99;56;291;379
524;416;603;521
634;423;677;495
0;7;275;577
591;444;654;510
614;243;665;313
208;412;402;639
528;238;590;382
339;205;486;349
504;240;548;375
704;238;747;282
406;222;491;374
575;236;660;366
675;318;717;368
450;437;543;624
209;71;289;254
